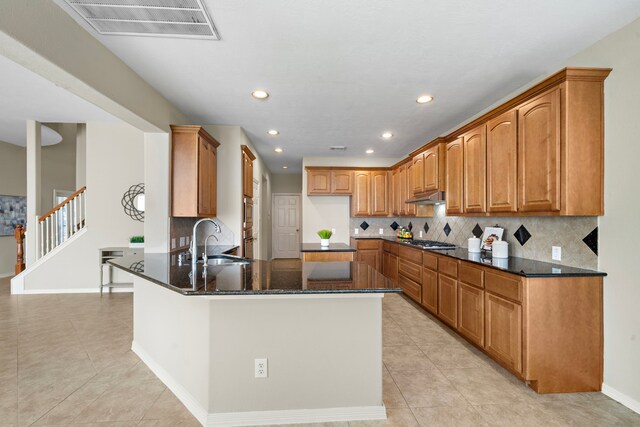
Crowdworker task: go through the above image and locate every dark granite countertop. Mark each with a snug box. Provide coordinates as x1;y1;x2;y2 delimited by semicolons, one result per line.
108;251;400;296
300;243;356;252
350;236;605;278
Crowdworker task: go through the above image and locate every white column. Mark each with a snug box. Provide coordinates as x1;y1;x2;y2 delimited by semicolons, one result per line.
143;132;170;253
76;123;87;188
26;120;41;266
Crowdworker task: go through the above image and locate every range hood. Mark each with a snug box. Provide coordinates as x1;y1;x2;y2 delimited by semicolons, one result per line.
406;191;446;205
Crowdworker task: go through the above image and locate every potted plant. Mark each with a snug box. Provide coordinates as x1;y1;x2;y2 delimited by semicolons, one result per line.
129;235;144;248
317;229;332;247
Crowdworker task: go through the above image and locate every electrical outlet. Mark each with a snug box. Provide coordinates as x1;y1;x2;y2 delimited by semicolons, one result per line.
179;237;185;247
419;230;423;238
255;358;268;378
379;228;384;235
354;228;359;235
171;238;176;249
331;228;336;235
552;246;562;261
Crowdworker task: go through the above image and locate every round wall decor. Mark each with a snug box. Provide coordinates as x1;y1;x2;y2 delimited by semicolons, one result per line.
121;183;145;222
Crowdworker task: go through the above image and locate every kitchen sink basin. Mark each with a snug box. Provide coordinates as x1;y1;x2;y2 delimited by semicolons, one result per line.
200;254;253;265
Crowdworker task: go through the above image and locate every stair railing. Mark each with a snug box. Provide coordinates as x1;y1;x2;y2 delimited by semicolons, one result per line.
37;186;87;259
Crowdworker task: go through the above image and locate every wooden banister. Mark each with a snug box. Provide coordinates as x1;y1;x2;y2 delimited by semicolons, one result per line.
15;224;25;274
39;186;86;223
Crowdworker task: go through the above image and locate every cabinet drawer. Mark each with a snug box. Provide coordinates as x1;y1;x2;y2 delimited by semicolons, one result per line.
422;252;438;270
439;257;458;278
398;274;421;303
398;259;422;284
356;239;381;250
485;271;522;303
459;262;484;289
383;241;399;255
399;245;423;264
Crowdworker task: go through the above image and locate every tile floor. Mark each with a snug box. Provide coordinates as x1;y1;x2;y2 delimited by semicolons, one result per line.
1;276;639;426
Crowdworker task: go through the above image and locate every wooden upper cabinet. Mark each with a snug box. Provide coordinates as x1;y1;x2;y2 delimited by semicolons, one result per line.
307;170;331;195
445;138;464;215
487;110;518;213
392;167;400;216
371;171;389;216
406;162;416;216
331;170;353;194
352;171;371;216
412;153;424;195
398;164;407;216
242;146;256;199
423;145;441;192
463;125;487;213
171;125;220;218
518;87;561;213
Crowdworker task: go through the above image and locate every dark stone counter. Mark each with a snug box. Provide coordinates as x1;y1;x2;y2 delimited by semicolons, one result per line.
108;250;400;296
351;236;606;278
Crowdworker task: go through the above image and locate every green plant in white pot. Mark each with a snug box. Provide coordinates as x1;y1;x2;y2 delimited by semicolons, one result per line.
317;229;332;247
129;235;144;248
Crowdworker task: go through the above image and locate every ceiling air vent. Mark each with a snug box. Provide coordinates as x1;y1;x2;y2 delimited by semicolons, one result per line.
63;0;219;39
329;146;347;151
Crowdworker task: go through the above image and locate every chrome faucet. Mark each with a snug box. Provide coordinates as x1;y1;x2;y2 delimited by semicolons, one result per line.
190;218;221;271
203;234;219;264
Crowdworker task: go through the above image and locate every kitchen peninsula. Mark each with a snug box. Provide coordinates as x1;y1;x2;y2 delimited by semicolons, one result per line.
109;252;399;426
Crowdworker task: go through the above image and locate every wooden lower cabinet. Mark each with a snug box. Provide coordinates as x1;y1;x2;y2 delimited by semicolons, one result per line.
438;274;457;328
421;267;438;314
458;282;484;346
485;292;522;373
398;274;421;303
383;251;398;283
358;249;380;271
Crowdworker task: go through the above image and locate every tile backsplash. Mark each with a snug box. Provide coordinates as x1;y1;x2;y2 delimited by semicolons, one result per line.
350;205;598;269
170;217;235;251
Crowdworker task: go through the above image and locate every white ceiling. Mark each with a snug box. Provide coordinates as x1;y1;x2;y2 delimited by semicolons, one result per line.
0;54;114;147
54;0;640;173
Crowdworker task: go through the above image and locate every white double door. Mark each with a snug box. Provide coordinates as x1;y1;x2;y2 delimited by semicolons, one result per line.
272;194;301;259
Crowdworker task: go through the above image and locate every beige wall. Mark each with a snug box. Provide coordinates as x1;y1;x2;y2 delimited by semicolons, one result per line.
562;17;640;412
18;121;144;291
0;141;26;276
272;174;302;194
41;123;77;213
302;157;401;244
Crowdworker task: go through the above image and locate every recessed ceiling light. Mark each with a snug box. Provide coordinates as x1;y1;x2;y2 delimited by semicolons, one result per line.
252;90;269;100
381;132;393;139
268;129;279;135
282;166;288;169
274;147;283;153
366;149;374;154
416;95;434;104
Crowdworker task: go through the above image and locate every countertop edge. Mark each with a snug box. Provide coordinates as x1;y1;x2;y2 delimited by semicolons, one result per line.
108;258;402;296
350;236;606;278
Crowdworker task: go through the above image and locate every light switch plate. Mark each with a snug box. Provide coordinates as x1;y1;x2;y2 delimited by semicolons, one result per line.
552;246;562;261
379;228;384;235
354;228;359;235
419;231;423;238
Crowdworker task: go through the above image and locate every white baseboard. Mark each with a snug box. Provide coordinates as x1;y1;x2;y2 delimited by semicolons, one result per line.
132;341;387;427
131;341;209;425
206;406;387;426
602;383;640;415
12;286;133;295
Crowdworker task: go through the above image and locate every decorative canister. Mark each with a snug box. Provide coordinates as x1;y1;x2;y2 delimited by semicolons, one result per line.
492;240;509;259
468;236;482;253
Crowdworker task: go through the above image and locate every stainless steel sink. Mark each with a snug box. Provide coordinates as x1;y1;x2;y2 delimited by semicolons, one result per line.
200;254;253;265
